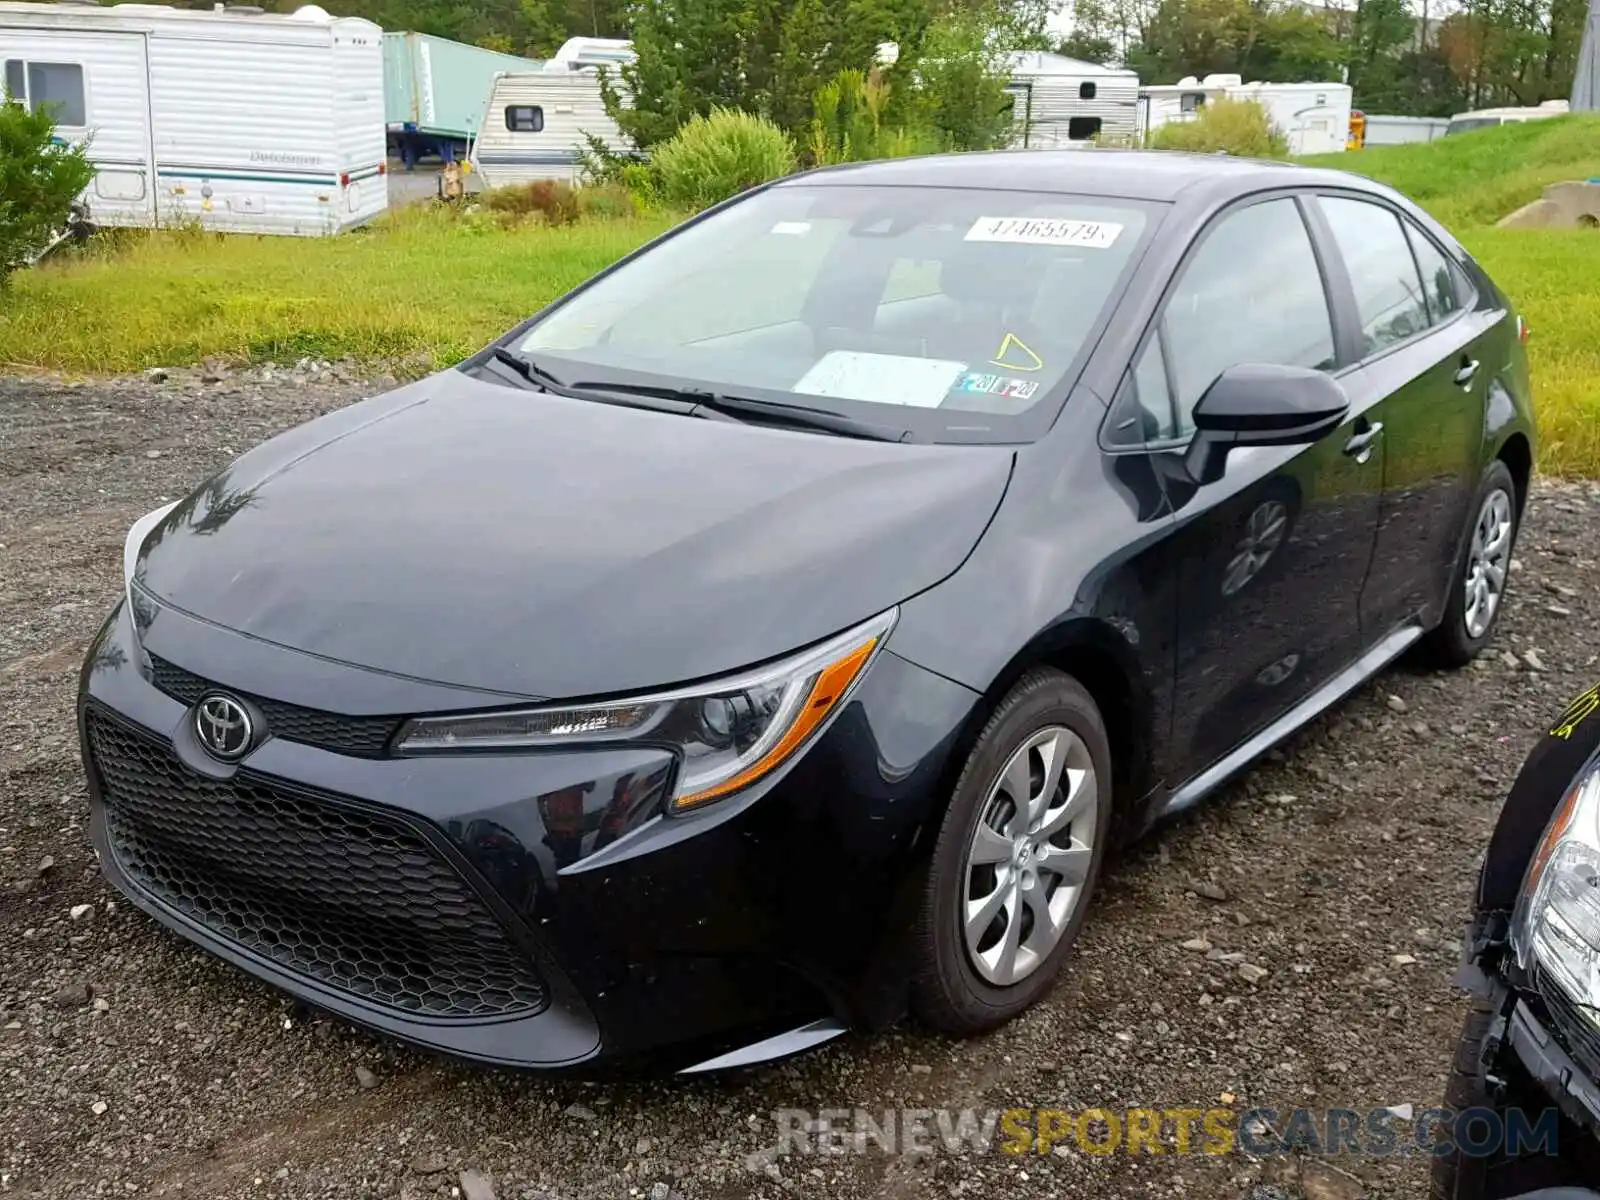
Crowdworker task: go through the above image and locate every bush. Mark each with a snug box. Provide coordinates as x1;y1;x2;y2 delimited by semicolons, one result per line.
1146;98;1290;159
576;183;638;220
808;69;941;166
0;98;95;286
649;108;797;209
482;179;582;226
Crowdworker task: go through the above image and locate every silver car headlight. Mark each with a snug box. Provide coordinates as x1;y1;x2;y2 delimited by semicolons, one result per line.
394;609;896;812
1512;764;1600;1028
122;501;179;612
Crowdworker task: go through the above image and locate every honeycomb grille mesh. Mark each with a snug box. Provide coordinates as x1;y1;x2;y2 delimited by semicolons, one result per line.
86;708;546;1019
148;654;400;758
1541;977;1600;1077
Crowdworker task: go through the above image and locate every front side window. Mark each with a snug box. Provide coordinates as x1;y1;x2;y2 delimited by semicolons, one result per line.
1153;197;1336;438
505;104;543;132
27;62;85;126
518;184;1159;443
1317;196;1430;356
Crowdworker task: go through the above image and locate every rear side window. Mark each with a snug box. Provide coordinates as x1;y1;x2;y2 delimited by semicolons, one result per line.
1404;223;1464;325
1317;196;1430;356
1157;198;1335;437
505;105;544;133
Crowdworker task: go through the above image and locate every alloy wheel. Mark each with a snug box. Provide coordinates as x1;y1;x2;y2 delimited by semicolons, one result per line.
961;726;1097;987
1463;488;1513;640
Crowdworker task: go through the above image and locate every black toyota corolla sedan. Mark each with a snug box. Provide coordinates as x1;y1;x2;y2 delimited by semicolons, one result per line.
81;150;1536;1075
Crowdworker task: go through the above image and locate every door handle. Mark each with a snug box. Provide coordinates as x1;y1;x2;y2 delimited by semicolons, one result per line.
1454;359;1480;388
1344;421;1384;462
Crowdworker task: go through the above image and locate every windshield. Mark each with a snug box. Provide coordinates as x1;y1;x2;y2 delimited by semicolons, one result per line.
516;183;1159;443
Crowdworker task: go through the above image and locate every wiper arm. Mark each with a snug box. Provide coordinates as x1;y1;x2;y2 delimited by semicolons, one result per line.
484;349;709;418
488;346;572;393
571;379;912;442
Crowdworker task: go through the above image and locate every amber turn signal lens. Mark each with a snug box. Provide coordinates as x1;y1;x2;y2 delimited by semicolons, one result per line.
673;637;879;811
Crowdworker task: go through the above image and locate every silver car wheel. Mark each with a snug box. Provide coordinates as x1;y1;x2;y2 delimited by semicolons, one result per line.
961;726;1098;987
1463;488;1513;640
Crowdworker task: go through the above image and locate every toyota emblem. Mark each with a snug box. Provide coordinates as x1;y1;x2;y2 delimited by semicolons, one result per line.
194;693;253;761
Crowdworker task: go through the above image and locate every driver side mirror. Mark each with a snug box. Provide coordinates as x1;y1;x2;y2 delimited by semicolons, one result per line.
1182;363;1350;486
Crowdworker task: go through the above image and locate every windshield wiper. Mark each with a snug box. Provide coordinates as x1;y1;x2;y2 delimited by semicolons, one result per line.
485;349;719;418
570;379;913;443
488;346;573;393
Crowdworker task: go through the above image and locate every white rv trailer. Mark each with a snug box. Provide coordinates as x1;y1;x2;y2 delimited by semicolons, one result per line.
0;1;386;235
1140;75;1353;155
469;71;631;187
1004;51;1139;147
541;35;634;72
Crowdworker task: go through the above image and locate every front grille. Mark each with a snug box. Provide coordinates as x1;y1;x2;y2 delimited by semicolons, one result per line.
1540;976;1600;1076
148;654;401;758
86;708;547;1020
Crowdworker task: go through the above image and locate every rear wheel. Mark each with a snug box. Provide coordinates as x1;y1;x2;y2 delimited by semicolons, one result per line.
1422;460;1519;668
911;668;1112;1034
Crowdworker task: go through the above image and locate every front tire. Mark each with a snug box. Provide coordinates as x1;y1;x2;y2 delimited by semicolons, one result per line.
1422;459;1519;669
911;668;1112;1035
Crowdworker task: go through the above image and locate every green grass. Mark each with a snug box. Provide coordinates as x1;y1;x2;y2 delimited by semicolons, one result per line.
1303;113;1600;232
0;206;675;374
2;118;1598;473
1464;227;1600;478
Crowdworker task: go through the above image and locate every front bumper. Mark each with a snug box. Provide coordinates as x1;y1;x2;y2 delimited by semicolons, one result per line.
79;596;981;1072
1496;990;1600;1135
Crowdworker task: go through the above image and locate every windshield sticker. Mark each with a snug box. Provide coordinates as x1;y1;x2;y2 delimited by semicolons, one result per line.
952;372;1040;402
770;221;812;236
1551;682;1600;740
793;351;968;408
965;217;1123;248
990;332;1044;373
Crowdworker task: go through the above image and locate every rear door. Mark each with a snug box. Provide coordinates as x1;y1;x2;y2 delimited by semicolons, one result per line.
1102;194;1385;783
1307;193;1496;636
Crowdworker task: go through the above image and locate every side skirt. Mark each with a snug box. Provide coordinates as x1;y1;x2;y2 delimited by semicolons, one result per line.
1154;623;1424;822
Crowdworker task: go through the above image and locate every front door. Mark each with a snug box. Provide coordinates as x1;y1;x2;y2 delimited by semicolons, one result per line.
1119;195;1385;783
1309;193;1497;635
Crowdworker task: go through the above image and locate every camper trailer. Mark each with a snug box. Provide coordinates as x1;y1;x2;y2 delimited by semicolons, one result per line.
0;1;386;236
541;35;635;73
1005;51;1139;147
469;70;631;187
1446;98;1570;135
1140;75;1353;155
384;31;543;166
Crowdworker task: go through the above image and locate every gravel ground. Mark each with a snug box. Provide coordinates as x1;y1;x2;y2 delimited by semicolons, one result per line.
3;366;1598;1200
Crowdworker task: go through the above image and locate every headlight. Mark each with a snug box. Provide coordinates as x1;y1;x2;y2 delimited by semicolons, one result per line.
1512;764;1600;1026
123;501;179;610
395;609;896;812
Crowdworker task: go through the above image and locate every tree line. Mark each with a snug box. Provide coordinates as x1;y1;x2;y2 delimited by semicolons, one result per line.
1061;0;1586;115
181;0;1587;127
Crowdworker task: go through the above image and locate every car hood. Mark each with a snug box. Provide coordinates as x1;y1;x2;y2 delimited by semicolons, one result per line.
135;371;1014;701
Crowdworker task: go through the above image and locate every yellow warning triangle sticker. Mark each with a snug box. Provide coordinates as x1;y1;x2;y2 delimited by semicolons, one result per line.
990;332;1043;372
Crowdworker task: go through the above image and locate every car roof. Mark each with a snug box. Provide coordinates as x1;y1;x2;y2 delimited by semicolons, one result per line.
780;149;1382;204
